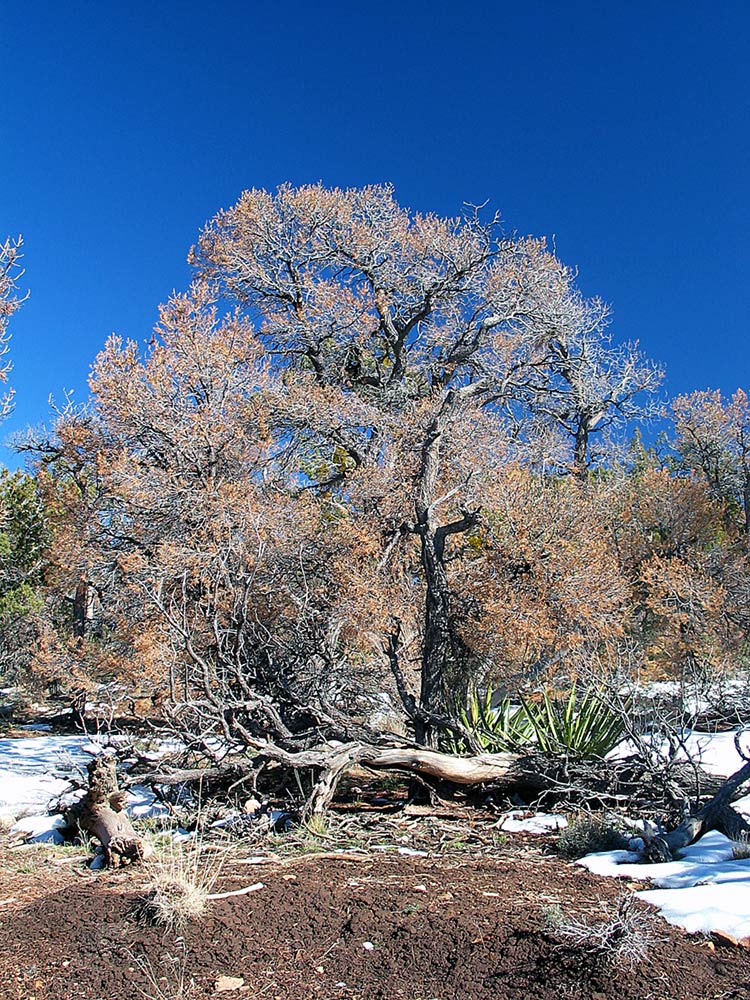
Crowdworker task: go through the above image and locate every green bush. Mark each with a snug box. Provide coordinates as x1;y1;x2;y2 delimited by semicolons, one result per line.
556;816;629;858
442;689;532;754
521;686;626;757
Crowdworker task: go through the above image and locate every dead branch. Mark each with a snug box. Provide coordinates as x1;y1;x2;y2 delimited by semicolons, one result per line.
644;758;750;862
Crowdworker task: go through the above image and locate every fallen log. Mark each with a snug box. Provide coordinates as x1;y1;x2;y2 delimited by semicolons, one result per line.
301;744;725;818
644;758;750;862
131;738;725;819
65;756;153;866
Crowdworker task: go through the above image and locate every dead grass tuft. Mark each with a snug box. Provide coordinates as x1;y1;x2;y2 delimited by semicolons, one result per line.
134;835;228;931
544;896;658;969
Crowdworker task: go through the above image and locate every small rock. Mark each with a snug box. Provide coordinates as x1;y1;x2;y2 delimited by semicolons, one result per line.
215;975;245;992
362;941;375;951
713;930;740;948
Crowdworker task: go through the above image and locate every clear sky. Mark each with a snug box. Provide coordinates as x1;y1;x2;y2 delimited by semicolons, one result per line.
2;1;749;467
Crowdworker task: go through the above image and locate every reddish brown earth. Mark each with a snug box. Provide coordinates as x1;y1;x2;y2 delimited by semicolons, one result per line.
1;849;749;1000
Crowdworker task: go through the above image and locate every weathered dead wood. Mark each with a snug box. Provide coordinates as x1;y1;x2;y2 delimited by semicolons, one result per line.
65;756;152;866
132;738;721;819
123;762;247;788
645;759;750;862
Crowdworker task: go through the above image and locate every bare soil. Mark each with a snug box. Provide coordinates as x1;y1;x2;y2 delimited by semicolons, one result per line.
1;844;749;1000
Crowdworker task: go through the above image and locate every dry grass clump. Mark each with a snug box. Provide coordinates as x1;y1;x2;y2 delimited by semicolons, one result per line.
544;897;657;969
134;837;227;931
731;833;750;860
131;942;196;1000
555;815;629;859
135;874;208;932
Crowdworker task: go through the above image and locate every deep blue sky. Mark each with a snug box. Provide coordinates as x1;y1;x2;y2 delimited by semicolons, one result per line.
2;1;749;467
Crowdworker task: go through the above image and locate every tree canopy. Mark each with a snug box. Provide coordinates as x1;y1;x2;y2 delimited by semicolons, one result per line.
12;186;748;758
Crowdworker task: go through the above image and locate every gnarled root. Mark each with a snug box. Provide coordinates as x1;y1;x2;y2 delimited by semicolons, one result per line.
65;756;152;866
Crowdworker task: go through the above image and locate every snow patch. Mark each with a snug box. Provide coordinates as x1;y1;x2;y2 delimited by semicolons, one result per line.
581;727;750;938
608;728;750;778
496;810;568;834
0;734;170;842
0;735;106;823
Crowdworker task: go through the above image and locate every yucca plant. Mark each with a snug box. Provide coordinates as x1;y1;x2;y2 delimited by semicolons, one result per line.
520;686;626;757
443;688;533;754
443;685;626;759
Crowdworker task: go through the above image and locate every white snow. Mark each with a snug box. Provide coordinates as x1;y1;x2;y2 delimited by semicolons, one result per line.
496;810;568;834
0;735;104;822
664;730;748;777
608;728;750;777
638;884;750;937
0;734;169;844
582;728;750;939
9;813;69;844
126;784;170;819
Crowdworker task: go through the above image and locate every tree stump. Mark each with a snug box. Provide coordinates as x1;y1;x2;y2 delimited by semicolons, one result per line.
66;756;152;866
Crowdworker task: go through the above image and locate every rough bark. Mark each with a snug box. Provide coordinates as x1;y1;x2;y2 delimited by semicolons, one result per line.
72;577;89;639
644;758;750;862
412;390;478;746
134;739;725;818
65;756;152;866
415;532;453;747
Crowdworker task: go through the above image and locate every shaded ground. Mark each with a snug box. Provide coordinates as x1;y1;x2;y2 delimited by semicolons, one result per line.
1;846;749;1000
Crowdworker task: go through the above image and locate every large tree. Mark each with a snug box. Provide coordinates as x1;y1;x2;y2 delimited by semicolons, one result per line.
672;389;750;537
35;185;661;751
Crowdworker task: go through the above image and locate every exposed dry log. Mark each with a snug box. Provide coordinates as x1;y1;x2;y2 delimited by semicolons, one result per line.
132;738;725;819
257;740;724;814
65;756;152;866
645;759;750;862
124;762;247;789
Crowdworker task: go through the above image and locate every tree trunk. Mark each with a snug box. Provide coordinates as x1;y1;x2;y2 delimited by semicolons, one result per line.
65;756;152;866
573;419;590;478
416;531;452;747
414;391;474;746
73;577;89;639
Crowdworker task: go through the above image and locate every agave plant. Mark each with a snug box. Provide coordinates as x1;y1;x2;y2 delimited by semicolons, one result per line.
520;686;626;757
443;688;534;755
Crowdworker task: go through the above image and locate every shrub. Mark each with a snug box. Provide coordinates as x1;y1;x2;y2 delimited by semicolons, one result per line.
732;833;750;860
134;837;227;931
131;943;196;1000
521;686;627;757
442;689;532;754
555;815;629;859
444;685;627;758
